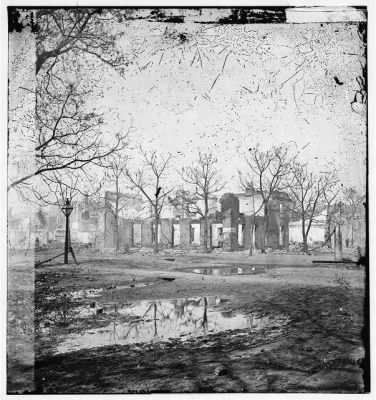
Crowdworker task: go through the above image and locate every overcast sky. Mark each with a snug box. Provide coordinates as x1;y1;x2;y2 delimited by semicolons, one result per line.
95;13;366;193
7;7;367;212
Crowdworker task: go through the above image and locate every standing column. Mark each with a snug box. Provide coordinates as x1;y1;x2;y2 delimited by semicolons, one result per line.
220;193;239;251
141;220;153;248
160;219;173;248
180;218;191;249
335;225;343;260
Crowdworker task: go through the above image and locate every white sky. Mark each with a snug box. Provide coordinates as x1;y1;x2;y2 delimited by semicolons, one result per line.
6;7;368;210
94;16;366;193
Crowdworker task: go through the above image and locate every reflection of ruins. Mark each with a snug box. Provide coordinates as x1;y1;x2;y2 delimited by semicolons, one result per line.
119;297;228;342
56;297;270;353
192;266;262;276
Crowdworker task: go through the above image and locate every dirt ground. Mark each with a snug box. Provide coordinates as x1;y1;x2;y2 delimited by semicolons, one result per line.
7;249;367;394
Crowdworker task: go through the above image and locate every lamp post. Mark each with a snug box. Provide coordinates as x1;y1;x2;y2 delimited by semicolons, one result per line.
62;199;73;264
34;198;77;267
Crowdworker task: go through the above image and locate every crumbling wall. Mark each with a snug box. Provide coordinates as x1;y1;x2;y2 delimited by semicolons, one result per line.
141;221;153;248
180;218;191;248
221;193;239;251
266;199;281;250
160;219;173;248
119;219;133;249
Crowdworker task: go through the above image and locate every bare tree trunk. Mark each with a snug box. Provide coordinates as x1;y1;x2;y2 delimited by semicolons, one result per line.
333;226;337;256
302;217;308;254
115;177;119;255
204;217;209;251
204;198;209;252
153;303;158;337
154;206;159;254
115;219;119;255
326;204;332;249
337;224;343;260
302;234;308;254
249;224;254;256
261;203;268;253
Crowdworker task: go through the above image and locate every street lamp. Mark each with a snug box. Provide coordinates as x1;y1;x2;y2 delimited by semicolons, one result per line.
62;199;73;264
34;198;77;267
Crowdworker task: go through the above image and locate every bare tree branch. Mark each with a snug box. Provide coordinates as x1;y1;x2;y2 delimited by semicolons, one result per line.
36;8;132;74
286;162;338;253
174;152;225;251
125;147;173;254
240;144;296;251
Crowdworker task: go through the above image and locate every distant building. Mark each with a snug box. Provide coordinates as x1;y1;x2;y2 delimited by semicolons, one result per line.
7;191;144;250
289;207;327;245
234;188;264;216
8;207;49;249
8;188;365;253
223;189;291;250
286;200;366;251
161;190;219;219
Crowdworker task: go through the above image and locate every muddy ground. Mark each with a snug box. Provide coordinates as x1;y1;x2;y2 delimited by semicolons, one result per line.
8;249;367;393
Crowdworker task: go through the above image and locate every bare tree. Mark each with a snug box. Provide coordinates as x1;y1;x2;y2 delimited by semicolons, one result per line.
287;162;337;253
39;169;103;205
103;153;130;254
35;8;133;74
176;152;225;251
342;186;366;247
8;8;133;194
322;181;341;249
8;68;128;192
32;169;104;265
240;144;296;252
125;148;173;254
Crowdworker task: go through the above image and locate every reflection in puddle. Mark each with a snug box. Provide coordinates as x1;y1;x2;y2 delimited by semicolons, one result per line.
115;282;153;290
71;288;103;299
55;297;285;354
190;266;267;276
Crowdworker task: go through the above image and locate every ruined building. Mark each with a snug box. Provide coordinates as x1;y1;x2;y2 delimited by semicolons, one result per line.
99;189;292;251
8;190;295;252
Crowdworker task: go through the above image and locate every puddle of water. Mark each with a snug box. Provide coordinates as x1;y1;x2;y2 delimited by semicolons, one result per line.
55;296;286;354
115;282;153;290
71;288;103;300
188;266;267;276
